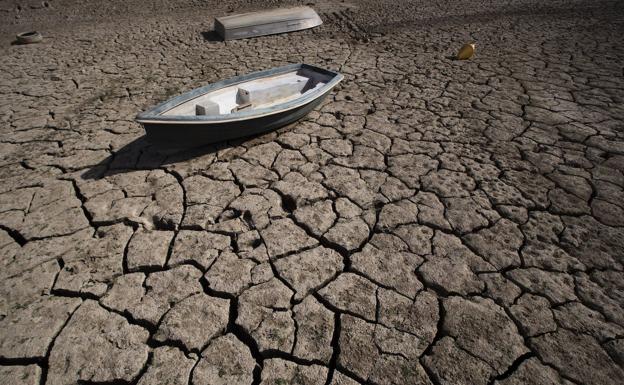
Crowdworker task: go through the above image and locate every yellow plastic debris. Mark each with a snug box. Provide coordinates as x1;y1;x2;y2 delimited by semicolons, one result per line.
457;43;476;60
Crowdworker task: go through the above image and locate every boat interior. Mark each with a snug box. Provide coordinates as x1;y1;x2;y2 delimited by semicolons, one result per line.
162;67;333;117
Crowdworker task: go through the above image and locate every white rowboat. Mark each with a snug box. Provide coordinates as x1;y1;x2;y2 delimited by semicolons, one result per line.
135;64;343;146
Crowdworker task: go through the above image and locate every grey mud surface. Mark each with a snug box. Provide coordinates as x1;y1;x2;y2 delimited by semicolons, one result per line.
1;0;624;384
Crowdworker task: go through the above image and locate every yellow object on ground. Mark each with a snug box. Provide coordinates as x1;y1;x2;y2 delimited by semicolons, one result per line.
457;43;476;60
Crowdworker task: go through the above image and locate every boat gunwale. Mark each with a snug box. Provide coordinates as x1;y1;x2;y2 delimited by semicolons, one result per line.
216;6;321;28
135;64;343;125
216;6;318;23
223;16;322;32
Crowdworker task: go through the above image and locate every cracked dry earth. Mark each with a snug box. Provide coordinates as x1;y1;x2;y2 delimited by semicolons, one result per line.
1;0;624;384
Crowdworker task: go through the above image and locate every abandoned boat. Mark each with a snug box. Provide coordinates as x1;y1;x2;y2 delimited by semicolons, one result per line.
135;64;343;146
214;7;322;40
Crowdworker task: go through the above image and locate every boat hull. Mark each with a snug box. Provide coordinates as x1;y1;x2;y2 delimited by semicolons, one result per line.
215;7;322;40
136;64;343;147
140;88;328;147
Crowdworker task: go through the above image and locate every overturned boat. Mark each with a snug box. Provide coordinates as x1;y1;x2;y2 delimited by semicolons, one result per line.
215;6;322;40
135;64;343;146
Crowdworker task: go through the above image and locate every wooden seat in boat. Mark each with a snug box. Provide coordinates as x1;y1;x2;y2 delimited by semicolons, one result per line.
234;80;314;107
196;100;220;116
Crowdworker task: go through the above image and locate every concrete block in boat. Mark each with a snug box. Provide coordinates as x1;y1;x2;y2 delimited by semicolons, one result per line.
214;7;322;40
135;64;343;147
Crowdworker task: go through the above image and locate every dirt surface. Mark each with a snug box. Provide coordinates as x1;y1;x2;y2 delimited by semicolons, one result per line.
1;0;624;384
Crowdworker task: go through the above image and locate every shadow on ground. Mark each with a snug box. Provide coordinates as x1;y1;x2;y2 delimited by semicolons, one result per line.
81;135;221;179
200;31;223;42
80;130;274;180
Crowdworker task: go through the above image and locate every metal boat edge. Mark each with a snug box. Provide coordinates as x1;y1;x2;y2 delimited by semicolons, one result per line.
214;6;323;41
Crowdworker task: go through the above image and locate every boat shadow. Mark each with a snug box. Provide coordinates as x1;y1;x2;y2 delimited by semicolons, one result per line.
80;128;280;180
200;31;223;42
80;135;223;180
